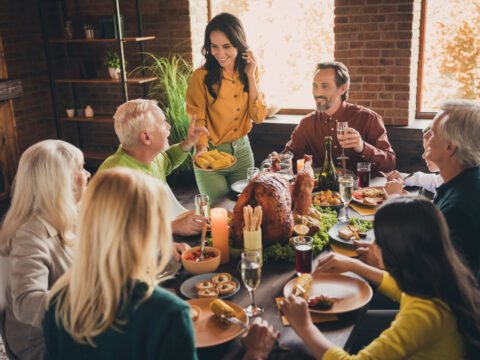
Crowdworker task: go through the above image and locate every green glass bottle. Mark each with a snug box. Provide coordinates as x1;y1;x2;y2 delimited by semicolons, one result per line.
319;136;339;191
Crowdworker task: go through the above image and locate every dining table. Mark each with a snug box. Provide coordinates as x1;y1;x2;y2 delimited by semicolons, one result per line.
164;176;401;360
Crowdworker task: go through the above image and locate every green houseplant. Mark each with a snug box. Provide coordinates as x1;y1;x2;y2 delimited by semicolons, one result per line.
133;52;194;172
104;51;121;79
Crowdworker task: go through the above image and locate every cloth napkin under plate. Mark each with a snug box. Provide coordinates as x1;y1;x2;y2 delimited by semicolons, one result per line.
330;243;358;258
275;297;338;326
349;202;376;216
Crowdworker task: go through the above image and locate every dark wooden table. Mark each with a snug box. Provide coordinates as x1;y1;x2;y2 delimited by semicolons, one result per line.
165;191;370;360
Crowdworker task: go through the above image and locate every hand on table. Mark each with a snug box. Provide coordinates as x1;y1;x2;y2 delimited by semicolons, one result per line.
181;114;209;152
171;242;190;261
241;318;279;360
314;252;356;274
353;240;384;269
171;213;209;236
338;127;364;153
280;294;312;333
386;170;405;183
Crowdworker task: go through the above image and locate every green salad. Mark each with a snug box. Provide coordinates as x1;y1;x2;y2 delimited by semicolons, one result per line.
349;217;373;233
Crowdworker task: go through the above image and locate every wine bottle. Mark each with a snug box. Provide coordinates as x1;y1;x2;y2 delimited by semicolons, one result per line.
319;136;339;191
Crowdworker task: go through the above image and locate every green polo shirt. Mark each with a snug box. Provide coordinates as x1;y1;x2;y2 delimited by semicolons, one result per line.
434;166;480;280
97;144;189;183
43;282;198;360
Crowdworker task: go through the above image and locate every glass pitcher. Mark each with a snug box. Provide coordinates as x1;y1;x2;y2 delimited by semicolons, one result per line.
260;152;294;182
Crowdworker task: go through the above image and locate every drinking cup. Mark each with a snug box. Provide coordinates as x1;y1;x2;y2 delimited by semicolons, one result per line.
357;162;371;188
194;193;210;219
293;236;313;275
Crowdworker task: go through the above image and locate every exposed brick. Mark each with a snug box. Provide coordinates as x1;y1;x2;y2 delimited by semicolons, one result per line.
372;100;393;108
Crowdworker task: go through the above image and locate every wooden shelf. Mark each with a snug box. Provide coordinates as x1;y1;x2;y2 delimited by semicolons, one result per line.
49;36;155;43
83;151;110;160
55;77;156;84
60;115;114;124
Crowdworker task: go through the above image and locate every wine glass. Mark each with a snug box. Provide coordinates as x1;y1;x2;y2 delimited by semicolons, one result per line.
338;175;354;222
194;193;210;219
241;250;264;317
336;121;349;161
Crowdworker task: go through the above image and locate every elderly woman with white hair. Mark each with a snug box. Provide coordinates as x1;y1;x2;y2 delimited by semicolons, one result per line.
0;140;90;359
424;99;480;280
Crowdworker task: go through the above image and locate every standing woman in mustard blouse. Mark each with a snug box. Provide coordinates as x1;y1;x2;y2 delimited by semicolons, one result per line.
187;12;267;202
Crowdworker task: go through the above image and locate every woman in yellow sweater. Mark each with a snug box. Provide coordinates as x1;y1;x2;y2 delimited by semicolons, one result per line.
281;197;480;359
186;12;267;202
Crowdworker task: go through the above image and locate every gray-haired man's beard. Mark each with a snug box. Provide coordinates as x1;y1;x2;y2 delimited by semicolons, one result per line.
315;97;330;112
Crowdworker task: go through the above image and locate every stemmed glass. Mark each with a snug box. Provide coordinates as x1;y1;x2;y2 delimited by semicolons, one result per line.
338;175;354;222
240;250;264;317
194;193;210;219
336;121;349;161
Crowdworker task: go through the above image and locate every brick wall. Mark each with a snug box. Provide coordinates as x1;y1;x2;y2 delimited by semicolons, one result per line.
334;0;421;125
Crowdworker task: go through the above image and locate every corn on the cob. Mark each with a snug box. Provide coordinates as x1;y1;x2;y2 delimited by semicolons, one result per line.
293;274;313;298
212;157;231;169
195;157;209;169
210;299;237;324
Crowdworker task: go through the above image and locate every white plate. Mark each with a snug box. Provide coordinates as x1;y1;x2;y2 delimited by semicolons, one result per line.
180;272;241;299
328;221;374;249
231;179;248;193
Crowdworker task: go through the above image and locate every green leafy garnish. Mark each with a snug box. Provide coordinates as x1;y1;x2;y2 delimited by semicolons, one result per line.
349;217;373;233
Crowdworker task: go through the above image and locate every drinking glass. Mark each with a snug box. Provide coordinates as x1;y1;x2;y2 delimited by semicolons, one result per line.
194;193;210;219
293;236;313;275
247;167;260;182
336;121;349;160
338;175;354;221
357;162;371;188
241;250;264;317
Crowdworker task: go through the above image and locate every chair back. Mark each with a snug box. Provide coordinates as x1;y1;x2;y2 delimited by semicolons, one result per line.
165;184;188;221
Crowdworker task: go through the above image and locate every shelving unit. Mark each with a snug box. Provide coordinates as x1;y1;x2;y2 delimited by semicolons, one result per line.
39;0;154;161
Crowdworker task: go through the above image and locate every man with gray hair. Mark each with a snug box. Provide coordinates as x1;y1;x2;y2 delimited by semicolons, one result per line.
425;99;480;279
98;99;210;243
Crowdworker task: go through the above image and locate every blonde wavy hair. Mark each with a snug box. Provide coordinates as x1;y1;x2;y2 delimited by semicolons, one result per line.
0;139;83;256
114;98;163;149
48;168;172;345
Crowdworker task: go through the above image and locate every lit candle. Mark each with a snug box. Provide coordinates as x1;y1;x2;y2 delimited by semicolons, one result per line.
297;159;305;173
210;207;230;264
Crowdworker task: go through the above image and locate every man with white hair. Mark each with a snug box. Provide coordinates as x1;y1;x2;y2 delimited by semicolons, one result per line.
98;99;210;242
424;99;480;279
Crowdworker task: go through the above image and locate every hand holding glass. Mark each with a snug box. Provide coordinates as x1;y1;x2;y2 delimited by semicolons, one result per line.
241;250;264;317
336;122;349;160
339;175;354;221
194;194;210;219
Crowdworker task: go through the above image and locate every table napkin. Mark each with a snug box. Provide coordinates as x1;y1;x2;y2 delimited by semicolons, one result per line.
330;243;358;258
349;202;376;216
275;297;338;326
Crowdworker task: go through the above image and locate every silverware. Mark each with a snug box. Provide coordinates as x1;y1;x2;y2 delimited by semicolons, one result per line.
219;314;248;331
403;172;415;181
197;223;208;262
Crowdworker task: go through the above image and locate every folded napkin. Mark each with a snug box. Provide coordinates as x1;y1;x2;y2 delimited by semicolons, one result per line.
330;243;358;258
275;297;338;326
349;202;376;216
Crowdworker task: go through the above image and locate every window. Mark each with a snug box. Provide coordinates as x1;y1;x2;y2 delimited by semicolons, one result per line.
204;0;334;111
417;0;480;116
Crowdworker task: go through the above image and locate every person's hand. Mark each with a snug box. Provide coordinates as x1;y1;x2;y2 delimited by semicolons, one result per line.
314;252;356;274
280;294;312;333
193;145;209;162
242;50;256;79
171;213;208;236
171;242;190;261
386;170;405;183
338;127;364;153
180;115;209;152
353;240;384;269
241;318;279;360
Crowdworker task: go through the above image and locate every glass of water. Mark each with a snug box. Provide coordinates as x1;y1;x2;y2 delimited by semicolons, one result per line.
338;175;354;221
194;193;210;219
241;250;263;317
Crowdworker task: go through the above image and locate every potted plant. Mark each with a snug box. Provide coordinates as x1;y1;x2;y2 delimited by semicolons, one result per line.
132;52;193;176
83;24;94;40
104;51;121;79
76;103;85;118
64;100;76;118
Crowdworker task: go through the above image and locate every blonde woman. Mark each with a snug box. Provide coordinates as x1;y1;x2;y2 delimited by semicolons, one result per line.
0;140;89;360
43;168;197;359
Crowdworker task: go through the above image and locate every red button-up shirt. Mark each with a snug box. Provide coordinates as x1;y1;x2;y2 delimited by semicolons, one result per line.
284;102;395;175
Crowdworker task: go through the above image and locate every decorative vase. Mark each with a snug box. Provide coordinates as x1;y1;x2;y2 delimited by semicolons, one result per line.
66;109;75;118
77;108;85;117
84;28;94;40
85;105;94;117
108;67;121;80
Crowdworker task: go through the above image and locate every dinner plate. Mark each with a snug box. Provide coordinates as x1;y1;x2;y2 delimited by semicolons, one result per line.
180;272;241;300
328;221;374;249
311;191;345;212
231;179;249;194
194;156;237;172
187;298;248;348
283;273;373;314
352;186;409;207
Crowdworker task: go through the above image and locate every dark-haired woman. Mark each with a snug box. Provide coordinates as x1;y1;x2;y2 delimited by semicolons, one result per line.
281;196;480;359
186;12;267;202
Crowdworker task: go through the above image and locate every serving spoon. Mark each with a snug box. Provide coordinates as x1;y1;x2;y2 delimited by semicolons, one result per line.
197;223;208;262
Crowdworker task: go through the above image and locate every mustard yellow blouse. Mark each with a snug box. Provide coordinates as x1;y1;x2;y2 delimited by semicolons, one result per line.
186;67;267;147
